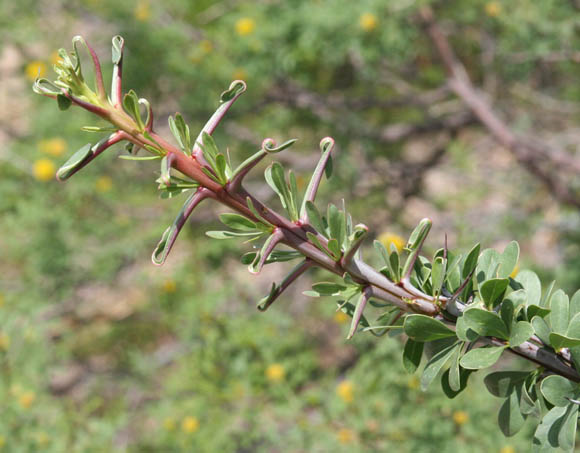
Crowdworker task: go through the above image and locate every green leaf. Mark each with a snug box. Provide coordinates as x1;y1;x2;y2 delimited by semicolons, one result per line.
509;321;534;347
159;155;172;185
56;143;92;180
123;90;144;131
455;315;479;342
532;316;551;345
498;241;519;279
558;404;579;452
246;197;274;228
304;201;327;237
404;315;456;342
287;171;300;221
200;132;219;163
445;252;462;293
402;338;424;374
310;282;347;296
520;383;539;417
306;232;336;260
374;240;390;266
448;344;462;392
498;387;527;437
476;248;500;283
480;278;509;309
421;341;460;391
514;270;541;307
406;218;432;251
500;298;514;330
214;153;228;184
549;333;580;350
462;308;509;340
205;230;262;239
111;35;123;64
241;250;301;265
431;256;446;296
532;405;568;451
484;371;530;398
388;246;400;282
265;162;295;219
168;113;191;155
327;204;345;248
462;243;481;279
119;155;162;161
570;290;580;318
459;346;506;370
441;367;473;399
219;213;257;231
57;94;72;110
327;238;341;260
541;375;580;407
541;280;556;307
550;289;570;334
567;312;580;338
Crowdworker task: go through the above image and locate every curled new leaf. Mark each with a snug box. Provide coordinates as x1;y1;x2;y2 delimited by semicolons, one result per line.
220;80;247;102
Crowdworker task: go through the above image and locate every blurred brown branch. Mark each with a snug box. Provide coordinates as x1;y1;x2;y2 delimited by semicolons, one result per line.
419;5;580;210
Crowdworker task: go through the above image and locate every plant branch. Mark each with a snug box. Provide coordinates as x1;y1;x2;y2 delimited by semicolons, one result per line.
419;5;580;210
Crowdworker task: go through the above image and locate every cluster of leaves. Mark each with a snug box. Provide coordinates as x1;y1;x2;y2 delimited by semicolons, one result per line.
30;32;580;452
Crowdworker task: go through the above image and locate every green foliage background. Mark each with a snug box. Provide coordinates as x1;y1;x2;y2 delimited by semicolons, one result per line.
0;0;578;451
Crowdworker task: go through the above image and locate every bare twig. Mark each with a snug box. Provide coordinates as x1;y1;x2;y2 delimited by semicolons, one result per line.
419;5;580;209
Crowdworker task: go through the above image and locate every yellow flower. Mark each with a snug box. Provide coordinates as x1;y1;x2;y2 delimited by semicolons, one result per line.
378;232;405;253
453;410;469;425
0;293;4;308
32;158;56;182
25;61;47;81
232;68;248;81
18;391;36;409
162;279;177;293
359;13;378;32
95;176;113;193
50;51;63;65
265;363;285;382
163;417;176;431
509;264;519;279
34;432;49;447
337;428;355;444
407;375;420;390
199;40;213;54
38;138;67;157
333;310;349;324
0;435;5;448
134;0;151;22
336;380;354;403
0;333;9;351
485;2;501;17
500;446;515;453
235;18;255;36
182;416;199;433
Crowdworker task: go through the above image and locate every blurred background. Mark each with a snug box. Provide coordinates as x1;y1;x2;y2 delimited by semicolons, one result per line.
0;0;579;451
